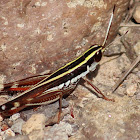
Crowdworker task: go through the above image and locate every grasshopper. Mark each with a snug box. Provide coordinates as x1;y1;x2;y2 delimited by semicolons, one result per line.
0;6;115;121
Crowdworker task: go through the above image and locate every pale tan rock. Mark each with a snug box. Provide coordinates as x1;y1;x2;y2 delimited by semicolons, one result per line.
126;84;137;97
22;114;46;135
28;130;44;140
133;5;140;23
11;118;25;134
6;135;29;140
9;113;20;121
136;92;140;100
2;128;15;139
44;121;72;140
134;41;140;55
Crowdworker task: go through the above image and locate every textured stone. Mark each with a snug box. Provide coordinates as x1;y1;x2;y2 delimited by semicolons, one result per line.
0;0;130;83
28;130;44;140
126;83;137;97
1;128;15;139
134;41;140;56
133;5;140;23
21;114;46;140
6;135;29;140
123;113;140;139
1;1;139;140
44;121;73;140
136;92;140;100
11;118;25;134
22;114;46;135
9;113;20;121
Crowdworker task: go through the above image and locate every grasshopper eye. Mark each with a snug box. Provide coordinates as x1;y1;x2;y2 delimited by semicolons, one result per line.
94;50;102;62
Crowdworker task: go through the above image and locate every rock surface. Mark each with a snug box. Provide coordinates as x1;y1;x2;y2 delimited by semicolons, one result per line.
11;118;25;134
44;121;73;140
1;1;140;140
0;0;129;83
22;114;46;140
133;5;140;23
6;135;29;140
22;113;46;133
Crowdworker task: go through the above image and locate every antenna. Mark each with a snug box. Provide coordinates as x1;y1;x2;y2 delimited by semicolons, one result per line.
102;5;115;47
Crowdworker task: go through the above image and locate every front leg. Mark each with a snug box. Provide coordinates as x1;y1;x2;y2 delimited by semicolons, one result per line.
82;77;115;102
